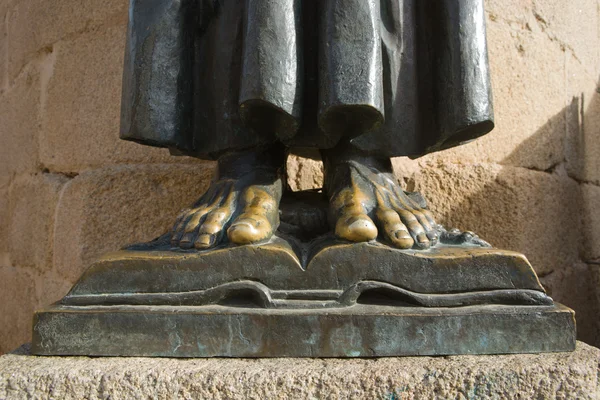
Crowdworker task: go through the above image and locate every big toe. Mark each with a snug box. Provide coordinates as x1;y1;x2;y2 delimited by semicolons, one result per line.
335;213;378;242
227;215;273;245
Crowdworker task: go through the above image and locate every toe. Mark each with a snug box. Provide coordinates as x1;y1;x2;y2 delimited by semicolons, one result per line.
415;233;430;249
177;208;210;248
227;187;279;245
426;230;439;245
335;213;378;242
183;208;210;233
396;209;430;249
195;233;217;249
413;209;439;247
375;207;414;249
388;189;437;246
411;208;438;246
422;209;437;227
331;184;377;243
384;220;415;249
227;215;272;244
178;233;197;249
411;209;433;233
402;191;436;223
392;229;415;249
170;209;194;246
194;206;232;249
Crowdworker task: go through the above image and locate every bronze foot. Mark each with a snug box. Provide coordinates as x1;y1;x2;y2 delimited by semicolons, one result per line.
170;148;284;249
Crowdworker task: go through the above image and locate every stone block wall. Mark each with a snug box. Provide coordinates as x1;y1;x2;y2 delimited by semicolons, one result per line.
0;0;599;353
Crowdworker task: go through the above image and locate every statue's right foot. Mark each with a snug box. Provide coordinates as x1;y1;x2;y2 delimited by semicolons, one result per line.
170;149;284;250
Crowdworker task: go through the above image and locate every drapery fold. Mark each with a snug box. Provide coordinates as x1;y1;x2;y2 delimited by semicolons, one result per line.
121;0;494;160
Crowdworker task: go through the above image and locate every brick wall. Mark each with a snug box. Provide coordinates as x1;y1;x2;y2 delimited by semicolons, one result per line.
1;0;599;353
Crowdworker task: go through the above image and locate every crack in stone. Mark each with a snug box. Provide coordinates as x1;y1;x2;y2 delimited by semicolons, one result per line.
41;167;78;180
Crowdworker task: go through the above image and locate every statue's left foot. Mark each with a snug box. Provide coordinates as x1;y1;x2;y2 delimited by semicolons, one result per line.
323;153;439;250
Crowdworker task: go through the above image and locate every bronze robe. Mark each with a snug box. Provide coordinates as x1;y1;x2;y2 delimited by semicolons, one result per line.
120;0;494;160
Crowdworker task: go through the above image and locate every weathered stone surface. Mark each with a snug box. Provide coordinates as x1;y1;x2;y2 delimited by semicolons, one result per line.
286;154;323;191
541;263;600;347
565;62;600;185
531;0;599;78
7;0;127;81
0;267;35;354
40;25;184;172
406;162;580;276
486;0;534;24
8;173;68;271
0;66;40;181
591;264;600;342
0;266;72;355
582;184;600;262
415;3;600;180
0;0;18;20
0;8;7;92
53;164;214;283
0;184;8;255
1;342;598;399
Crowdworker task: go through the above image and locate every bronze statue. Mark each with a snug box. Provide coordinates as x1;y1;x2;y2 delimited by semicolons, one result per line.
31;0;576;357
120;0;493;250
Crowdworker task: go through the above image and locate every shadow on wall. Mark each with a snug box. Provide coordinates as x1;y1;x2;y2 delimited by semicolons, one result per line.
415;85;600;347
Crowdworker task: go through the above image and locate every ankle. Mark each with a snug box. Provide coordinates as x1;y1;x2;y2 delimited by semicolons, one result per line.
321;142;393;192
217;144;285;180
321;142;392;172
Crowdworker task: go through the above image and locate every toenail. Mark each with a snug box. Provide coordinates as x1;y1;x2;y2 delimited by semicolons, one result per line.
417;233;429;243
196;234;212;247
395;230;411;239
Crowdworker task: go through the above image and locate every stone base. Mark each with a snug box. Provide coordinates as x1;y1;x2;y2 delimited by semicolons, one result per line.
2;342;598;399
32;303;575;357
